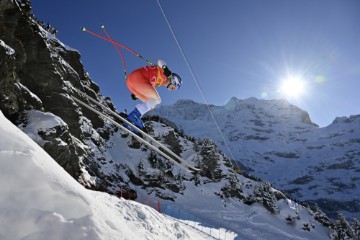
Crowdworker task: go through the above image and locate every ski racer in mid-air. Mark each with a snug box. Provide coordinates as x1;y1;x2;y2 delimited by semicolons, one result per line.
125;59;182;131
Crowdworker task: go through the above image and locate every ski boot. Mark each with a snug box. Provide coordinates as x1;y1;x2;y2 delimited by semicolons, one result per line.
124;108;145;135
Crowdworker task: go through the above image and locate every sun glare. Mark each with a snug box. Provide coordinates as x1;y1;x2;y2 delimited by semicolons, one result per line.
279;75;306;98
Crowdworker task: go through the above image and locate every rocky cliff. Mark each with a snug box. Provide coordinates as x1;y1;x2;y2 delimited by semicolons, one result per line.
1;0;117;187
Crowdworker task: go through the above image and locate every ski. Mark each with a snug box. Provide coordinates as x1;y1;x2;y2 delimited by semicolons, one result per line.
71;95;194;173
72;88;199;170
70;89;200;173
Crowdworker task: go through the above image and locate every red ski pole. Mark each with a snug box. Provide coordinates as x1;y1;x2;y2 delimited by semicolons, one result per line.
82;26;156;66
101;25;127;80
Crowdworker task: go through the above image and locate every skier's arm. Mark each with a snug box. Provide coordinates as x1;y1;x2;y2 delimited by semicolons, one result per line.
158;59;172;78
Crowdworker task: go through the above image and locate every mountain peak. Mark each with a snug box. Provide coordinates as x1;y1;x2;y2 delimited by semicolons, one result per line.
224;96;261;110
223;97;313;125
173;99;199;107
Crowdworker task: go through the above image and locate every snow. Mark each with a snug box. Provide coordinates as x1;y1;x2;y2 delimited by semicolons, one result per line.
16;83;43;105
0;111;218;240
0;39;15;55
18;110;67;147
149;98;360;219
0;108;333;239
105;122;330;239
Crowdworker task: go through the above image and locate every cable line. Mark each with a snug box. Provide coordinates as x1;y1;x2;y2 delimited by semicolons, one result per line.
156;0;240;169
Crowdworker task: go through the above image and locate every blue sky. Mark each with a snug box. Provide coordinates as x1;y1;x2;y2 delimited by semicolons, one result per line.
31;0;360;127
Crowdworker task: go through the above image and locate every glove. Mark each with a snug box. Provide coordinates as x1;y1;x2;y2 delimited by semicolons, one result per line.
162;65;172;78
131;94;138;100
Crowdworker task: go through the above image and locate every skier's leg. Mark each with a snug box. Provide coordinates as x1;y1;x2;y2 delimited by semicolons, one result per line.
135;86;161;115
126;73;160;130
126;71;149;101
126;71;161;113
136;98;160;115
127;86;160;129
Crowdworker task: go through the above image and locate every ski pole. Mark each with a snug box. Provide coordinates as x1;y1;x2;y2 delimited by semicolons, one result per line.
82;26;156;66
101;25;127;80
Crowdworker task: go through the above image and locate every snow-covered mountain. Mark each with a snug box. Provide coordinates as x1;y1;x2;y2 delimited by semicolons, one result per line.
1;0;359;239
0;110;229;240
149;97;360;220
0;105;330;240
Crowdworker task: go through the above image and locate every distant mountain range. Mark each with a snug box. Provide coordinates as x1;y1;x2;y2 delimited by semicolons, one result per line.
149;97;360;219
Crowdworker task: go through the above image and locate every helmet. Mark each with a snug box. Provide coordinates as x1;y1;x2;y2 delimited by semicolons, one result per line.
170;73;182;89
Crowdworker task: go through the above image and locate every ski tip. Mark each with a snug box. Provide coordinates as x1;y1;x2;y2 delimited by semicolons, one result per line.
81;26;86;31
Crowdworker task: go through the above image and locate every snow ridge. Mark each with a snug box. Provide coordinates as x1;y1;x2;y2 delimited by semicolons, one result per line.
149;98;360;220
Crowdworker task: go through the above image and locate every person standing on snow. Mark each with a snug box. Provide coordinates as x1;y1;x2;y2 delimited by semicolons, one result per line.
125;59;182;131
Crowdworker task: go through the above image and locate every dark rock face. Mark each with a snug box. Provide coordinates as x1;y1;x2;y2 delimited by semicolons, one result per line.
0;1;39;121
0;43;23;120
0;0;112;183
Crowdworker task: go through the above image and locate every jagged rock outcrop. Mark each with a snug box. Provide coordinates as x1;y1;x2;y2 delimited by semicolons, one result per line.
0;0;112;185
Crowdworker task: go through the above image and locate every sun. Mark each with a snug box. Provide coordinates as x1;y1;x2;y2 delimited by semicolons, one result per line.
279;75;306;98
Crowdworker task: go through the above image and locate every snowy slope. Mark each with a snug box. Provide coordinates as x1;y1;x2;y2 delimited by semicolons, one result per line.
105;122;330;240
0;111;215;240
148;98;360;219
0;110;333;240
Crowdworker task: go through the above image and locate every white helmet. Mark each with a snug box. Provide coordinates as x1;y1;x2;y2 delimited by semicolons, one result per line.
170;73;182;89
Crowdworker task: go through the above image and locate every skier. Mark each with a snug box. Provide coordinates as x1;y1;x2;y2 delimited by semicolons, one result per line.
125;59;182;131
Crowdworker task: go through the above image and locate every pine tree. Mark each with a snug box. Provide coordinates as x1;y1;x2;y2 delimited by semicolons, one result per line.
313;203;332;227
138;160;146;176
148;151;158;168
197;138;222;180
193;173;202;186
352;218;360;240
254;182;279;214
330;212;355;240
